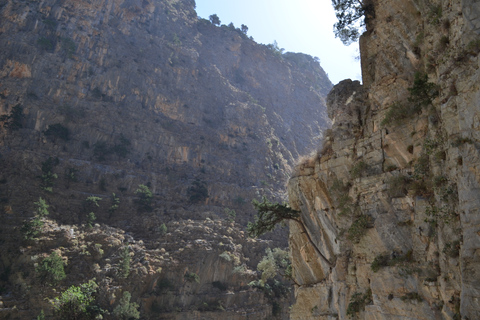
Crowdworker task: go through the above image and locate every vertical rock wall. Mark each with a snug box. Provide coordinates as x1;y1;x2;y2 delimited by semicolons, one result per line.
288;0;480;319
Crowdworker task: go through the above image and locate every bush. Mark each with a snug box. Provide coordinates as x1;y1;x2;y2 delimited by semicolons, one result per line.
36;251;66;285
371;250;414;272
44;123;70;141
113;291;140;320
158;223;167;236
401;292;423;302
86;212;96;228
187;179;208;204
109;193;120;217
371;253;391;272
225;208;236;223
37;37;54;51
112;134;131;158
22;197;50;240
350;160;368;179
40;157;59;192
93;141;111;161
386;175;410;198
346;289;372;317
0;104;23;130
212;281;227;291
52;280;99;320
119;246;131;278
381;102;415;126
135;184;153;211
184;272;200;283
156;278;174;293
347;215;373;243
61;37;76;58
382;73;438;126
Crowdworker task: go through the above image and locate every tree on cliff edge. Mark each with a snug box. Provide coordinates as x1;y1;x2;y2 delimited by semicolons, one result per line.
332;0;373;45
248;196;334;266
209;14;220;26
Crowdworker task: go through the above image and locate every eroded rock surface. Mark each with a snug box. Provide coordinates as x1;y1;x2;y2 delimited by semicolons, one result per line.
289;0;480;319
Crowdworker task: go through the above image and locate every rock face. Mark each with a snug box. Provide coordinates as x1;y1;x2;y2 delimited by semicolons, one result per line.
288;0;480;319
0;0;332;318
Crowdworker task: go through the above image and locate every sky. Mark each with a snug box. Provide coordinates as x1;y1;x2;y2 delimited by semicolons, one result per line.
195;0;362;85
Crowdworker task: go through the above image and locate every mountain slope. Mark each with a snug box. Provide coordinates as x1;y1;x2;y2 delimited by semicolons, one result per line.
0;0;332;318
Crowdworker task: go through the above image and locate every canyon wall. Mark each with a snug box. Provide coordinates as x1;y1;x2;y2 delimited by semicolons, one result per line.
0;0;332;318
288;0;480;319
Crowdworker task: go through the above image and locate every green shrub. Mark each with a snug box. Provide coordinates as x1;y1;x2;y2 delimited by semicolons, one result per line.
408;72;439;108
371;253;391;273
187;179;208;204
212;281;227;291
331;179;354;215
386;175;410;198
451;137;474;147
0;104;23;130
350;160;368;179
37;309;45;320
371;250;413;272
381;102;414;126
113;291;140;320
44;123;70;141
433;175;448;187
36;251;66;285
346;289;372;317
184;272;200;283
119;246;131;278
158;223;167;236
22;197;50;239
382;73;438;126
37;37;54;50
225;208;236;223
112;134;131;158
35;197;50;217
413;154;430;178
52;280;99;320
42;18;57;29
428;5;442;25
61;37;76;58
65;167;78;182
401;292;423;302
22;216;44;240
85;195;102;208
40;157;59;192
347;215;373;243
135;184;153;211
86;212;96;228
466;39;480;55
93;141;111;161
58;104;86;122
156;278;174;293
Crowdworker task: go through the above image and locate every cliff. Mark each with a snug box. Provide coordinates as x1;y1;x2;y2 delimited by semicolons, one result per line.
288;0;480;319
0;0;332;318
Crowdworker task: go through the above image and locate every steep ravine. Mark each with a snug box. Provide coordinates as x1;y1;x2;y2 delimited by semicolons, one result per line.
0;0;332;319
288;0;480;319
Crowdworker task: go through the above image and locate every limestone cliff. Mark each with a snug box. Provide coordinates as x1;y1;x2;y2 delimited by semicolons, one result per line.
288;0;480;319
0;0;332;318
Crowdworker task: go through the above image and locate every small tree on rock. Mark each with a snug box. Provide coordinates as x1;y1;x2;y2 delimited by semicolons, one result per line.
209;14;220;26
241;24;248;34
248;196;333;266
332;0;373;45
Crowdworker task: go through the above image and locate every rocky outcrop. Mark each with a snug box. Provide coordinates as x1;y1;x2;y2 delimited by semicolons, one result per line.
0;0;332;318
289;0;480;319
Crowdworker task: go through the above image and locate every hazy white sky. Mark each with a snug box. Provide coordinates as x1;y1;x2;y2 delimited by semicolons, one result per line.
195;0;362;84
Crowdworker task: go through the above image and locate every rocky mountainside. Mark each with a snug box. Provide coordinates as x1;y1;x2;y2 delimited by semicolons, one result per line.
0;0;332;319
288;0;480;319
